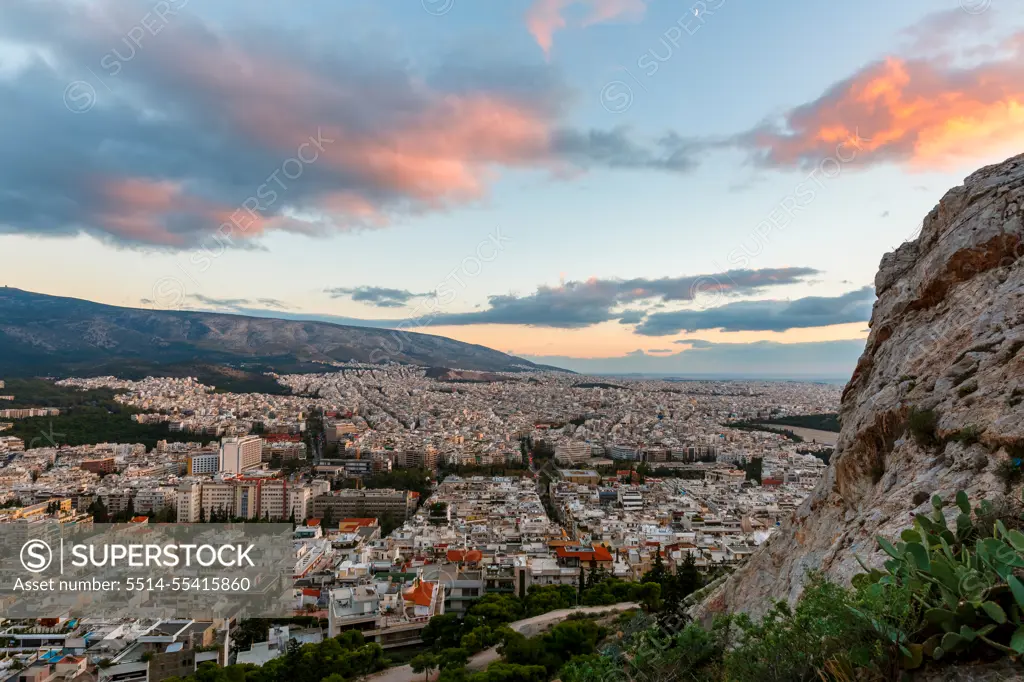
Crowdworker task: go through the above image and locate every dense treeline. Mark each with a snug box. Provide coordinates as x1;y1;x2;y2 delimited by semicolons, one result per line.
757;412;840;432
724;421;805;442
166;631;385;682
4;378;214;450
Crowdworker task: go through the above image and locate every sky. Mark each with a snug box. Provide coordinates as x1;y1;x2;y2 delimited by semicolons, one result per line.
1;0;1023;378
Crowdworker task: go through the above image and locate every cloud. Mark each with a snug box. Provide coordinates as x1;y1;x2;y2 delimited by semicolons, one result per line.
635;286;875;336
326;286;424;308
524;339;867;379
414;267;819;328
0;0;694;249
526;0;646;56
646;348;673;353
735;13;1024;171
187;294;291;312
617;309;647;325
674;339;714;347
551;129;707;173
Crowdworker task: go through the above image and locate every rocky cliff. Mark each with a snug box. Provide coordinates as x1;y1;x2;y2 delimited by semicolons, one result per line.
700;153;1024;617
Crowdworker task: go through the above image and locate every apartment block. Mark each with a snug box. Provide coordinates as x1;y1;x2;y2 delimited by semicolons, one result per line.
219;435;263;474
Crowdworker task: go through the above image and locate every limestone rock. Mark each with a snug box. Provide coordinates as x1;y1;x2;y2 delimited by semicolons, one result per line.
697;152;1024;619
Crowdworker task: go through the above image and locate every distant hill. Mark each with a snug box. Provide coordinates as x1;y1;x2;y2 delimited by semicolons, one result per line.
0;288;554;381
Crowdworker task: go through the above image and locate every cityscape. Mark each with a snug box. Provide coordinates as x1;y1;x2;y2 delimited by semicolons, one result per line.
0;367;839;678
2;0;1023;679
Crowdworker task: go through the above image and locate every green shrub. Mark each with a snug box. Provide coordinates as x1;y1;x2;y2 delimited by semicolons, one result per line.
854;490;1024;664
958;382;979;398
950;425;982;446
907;408;940;447
996;458;1023;492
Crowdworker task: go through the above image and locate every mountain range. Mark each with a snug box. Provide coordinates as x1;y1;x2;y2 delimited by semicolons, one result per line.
0;288;556;387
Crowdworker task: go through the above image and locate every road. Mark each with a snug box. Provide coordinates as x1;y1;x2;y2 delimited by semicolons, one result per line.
367;602;640;682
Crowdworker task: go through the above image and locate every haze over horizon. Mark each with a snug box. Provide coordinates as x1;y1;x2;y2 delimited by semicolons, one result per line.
2;0;1023;376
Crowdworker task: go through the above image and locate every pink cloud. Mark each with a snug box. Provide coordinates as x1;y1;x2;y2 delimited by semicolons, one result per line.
526;0;647;56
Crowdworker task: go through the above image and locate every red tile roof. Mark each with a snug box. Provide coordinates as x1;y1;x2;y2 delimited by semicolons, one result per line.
403;580;435;607
555;545;613;562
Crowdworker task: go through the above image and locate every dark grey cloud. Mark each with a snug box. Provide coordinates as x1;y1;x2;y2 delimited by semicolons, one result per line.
415;267;819;329
524;339;866;380
635;286;875;336
617;310;647;325
187;294;290;312
0;0;705;249
674;339;714;347
551;129;708;173
326;286;424;308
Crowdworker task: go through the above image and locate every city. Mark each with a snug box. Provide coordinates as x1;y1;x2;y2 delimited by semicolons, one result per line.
2;0;1022;678
0;368;837;678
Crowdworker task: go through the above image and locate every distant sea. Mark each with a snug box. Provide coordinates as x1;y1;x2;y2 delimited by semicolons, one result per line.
593;373;850;385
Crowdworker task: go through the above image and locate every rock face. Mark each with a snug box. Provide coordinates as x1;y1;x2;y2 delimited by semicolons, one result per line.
699;153;1024;618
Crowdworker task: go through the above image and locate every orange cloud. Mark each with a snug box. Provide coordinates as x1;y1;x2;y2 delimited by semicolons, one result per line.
749;36;1024;171
526;0;646;56
98;177;281;247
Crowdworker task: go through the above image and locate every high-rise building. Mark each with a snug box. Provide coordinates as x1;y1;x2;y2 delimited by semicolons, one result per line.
220;435;263;473
188;452;220;475
176;482;202;523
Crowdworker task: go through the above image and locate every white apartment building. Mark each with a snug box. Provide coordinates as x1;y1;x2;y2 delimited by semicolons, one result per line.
618;487;643;510
609;444;640;461
258;479;287;520
188;452;220;475
288;486;312;521
309;479;331;497
176;483;201;523
134;487;176;515
202;482;234;518
220;435;263;474
555;441;591;465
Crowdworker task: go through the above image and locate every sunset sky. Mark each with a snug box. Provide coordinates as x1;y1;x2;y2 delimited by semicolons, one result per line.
1;0;1023;377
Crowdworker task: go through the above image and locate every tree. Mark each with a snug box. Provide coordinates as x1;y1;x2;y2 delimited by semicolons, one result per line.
229;619;267;653
410;653;438;682
438;647;468;670
88;497;109;523
641;550;668;587
421;613;463;651
743;457;763;485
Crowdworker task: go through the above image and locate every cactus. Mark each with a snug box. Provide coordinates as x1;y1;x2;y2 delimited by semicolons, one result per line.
852;489;1024;664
